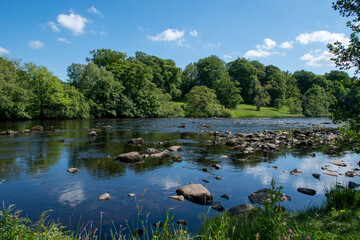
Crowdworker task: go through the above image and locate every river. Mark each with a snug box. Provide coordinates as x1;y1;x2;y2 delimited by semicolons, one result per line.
0;118;357;238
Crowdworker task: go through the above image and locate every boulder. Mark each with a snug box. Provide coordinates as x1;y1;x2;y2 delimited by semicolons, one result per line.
248;188;291;204
312;173;321;180
168;146;182;152
211;202;225;212
228;204;254;216
330;160;347;167
32;125;43;131
176;184;213;205
116;152;142;163
348;181;360;189
212;164;221;169
171;155;183;162
146;148;160;155
22;129;31;134
178;123;186;128
168;195;185;202
67;168;79;173
345;171;359;177
324;171;338;177
297;188;316;196
221;194;230;200
128;138;144;145
150;151;171;158
88;131;97;136
98;193;111;200
57;138;65;142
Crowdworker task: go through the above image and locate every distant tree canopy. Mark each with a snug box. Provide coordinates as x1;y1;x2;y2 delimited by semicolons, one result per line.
0;45;355;119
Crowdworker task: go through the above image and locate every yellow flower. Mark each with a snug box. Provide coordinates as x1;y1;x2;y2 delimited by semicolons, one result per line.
154;236;157;239
184;231;187;234
331;207;335;210
33;233;37;235
43;232;46;235
340;209;346;213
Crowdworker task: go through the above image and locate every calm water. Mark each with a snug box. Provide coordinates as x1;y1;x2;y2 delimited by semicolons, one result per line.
0;118;358;237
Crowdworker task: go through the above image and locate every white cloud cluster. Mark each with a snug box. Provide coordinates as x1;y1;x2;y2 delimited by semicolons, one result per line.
58;37;71;44
48;21;60;32
56;12;88;35
279;41;293;49
300;50;334;67
223;54;232;59
244;38;279;58
147;28;185;42
0;46;10;54
296;30;348;45
29;40;45;49
88;6;102;16
190;30;198;37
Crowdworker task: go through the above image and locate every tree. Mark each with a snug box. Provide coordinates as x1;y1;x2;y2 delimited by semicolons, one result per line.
284;71;303;114
184;86;231;117
181;63;197;97
196;55;229;88
254;83;270;111
262;65;286;107
213;78;243;109
302;85;334;117
293;70;317;94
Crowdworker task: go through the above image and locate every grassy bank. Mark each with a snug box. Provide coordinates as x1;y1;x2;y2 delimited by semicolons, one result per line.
2;183;359;239
174;102;304;118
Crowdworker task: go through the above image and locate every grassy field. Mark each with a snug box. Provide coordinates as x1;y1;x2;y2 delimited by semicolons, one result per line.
174;102;304;118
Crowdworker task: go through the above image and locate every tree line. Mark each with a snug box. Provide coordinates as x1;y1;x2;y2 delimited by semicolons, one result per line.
0;49;358;119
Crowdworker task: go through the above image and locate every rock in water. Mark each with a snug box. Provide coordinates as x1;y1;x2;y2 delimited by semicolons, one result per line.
168;195;185;202
150;151;171;158
128;138;144;145
168;146;182;152
146;148;160;154
176;184;213;205
116;152;142;163
211;202;225;212
98;193;111;200
312;173;321;180
67;168;79;173
297;188;316;196
330;160;347;167
248;188;291;204
228;204;253;216
171;155;183;162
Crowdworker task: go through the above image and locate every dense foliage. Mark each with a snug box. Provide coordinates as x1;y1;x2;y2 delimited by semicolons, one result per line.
0;46;355;119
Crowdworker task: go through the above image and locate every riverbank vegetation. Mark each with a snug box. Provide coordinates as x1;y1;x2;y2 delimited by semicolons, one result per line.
1;49;357;120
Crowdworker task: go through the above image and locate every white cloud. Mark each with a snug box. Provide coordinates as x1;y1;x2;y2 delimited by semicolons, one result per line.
204;42;220;48
57;37;71;44
147;28;185;41
190;30;198;37
244;48;278;58
260;38;276;50
300;49;334;67
57;12;88;35
100;31;107;35
279;41;293;49
48;21;60;32
223;54;233;60
29;40;45;49
0;47;10;54
88;6;102;16
296;30;348;45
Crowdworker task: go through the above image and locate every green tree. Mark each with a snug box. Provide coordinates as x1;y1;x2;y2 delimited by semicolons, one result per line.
181;62;197;97
196;55;229;88
284;71;303;114
302;85;334;117
213;78;243;109
254;83;270;111
262;65;286;107
293;70;317;94
184;86;231;117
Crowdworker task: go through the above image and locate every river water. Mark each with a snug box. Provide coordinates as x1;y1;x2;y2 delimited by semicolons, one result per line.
0;118;358;237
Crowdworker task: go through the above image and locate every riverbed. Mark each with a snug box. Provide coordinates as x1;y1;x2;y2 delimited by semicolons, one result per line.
0;118;358;237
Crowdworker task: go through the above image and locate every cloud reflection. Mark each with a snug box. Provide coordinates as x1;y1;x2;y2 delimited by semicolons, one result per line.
58;181;86;207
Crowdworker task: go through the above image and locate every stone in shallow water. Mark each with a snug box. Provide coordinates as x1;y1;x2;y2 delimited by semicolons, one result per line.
248;188;291;204
67;168;79;173
211;202;225;212
176;184;213;205
116;152;142;163
324;171;338;177
297;188;316;196
98;193;111;200
168;195;184;202
330;160;347;167
228;204;254;216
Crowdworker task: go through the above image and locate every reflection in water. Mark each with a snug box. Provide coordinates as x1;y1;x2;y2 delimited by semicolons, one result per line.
58;181;87;207
0;118;356;236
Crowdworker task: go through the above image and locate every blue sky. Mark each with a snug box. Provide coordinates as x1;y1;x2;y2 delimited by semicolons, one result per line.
0;0;353;81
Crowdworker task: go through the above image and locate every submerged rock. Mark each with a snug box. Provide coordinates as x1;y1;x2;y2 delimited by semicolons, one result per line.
221;194;230;200
248;188;291;204
32;125;43;131
228;204;254;216
176;184;213;205
116;152;142;163
312;173;321;180
67;168;79;173
171;155;183;162
128;138;144;145
297;188;316;196
211;202;225;212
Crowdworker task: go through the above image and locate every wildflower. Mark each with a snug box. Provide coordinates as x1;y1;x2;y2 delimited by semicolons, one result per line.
33;233;37;235
283;237;287;240
307;236;311;240
154;236;157;239
290;234;294;238
184;231;187;234
340;209;346;213
331;207;335;210
287;229;293;234
43;232;46;235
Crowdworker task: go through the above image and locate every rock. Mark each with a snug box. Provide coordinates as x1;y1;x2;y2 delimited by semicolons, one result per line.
141;154;149;159
150;151;171;158
220;155;228;158
202;167;209;172
168;146;182;152
202;179;209;183
348;181;360;189
32;125;43;131
330;160;347;167
116;152;142;163
212;164;221;169
178;123;186;128
22;129;31;134
312;173;321;180
205;140;213;145
57;138;65;142
291;168;304;173
310;153;316;157
248;188;291;204
128;138;144;145
297;188;316;196
2;130;17;135
214;176;222;180
321;165;330;170
88;131;97;136
168;195;185;202
221;194;230;200
176;220;188;225
146;148;160;155
211;202;225;212
127;193;135;197
171;155;183;162
98;193;111;200
228;204;254;216
345;171;359;177
153;222;165;228
176;184;213;205
324;171;338;177
67;168;79;173
272;166;278;169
